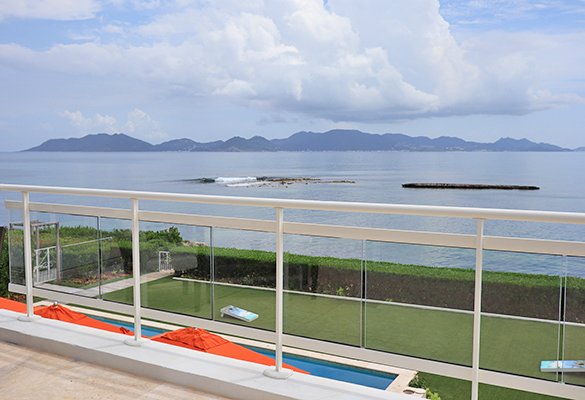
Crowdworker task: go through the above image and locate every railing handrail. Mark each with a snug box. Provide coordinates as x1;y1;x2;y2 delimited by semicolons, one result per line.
6;199;585;258
2;183;585;224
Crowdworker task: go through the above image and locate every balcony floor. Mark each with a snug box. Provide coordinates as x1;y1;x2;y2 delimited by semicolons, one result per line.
0;340;230;400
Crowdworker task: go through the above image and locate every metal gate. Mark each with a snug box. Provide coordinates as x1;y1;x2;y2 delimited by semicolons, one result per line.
158;251;173;272
34;246;57;284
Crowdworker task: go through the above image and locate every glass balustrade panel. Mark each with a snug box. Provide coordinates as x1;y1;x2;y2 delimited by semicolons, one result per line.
364;240;475;366
560;256;585;387
211;228;275;331
480;249;562;381
283;234;363;346
26;212;101;298
8;208;24;286
95;217;132;300
101;220;212;320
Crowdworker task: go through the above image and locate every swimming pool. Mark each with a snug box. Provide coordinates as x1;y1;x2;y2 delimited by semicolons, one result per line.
91;315;167;338
90;315;396;390
247;345;396;390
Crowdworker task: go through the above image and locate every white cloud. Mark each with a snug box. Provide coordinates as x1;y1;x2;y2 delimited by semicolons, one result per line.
441;0;585;24
0;0;101;21
2;0;583;123
124;108;167;141
461;31;585;91
61;109;167;142
61;110;118;132
130;0;161;10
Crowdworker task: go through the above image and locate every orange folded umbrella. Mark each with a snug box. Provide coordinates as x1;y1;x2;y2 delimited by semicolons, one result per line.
2;298;301;372
0;297;27;313
151;327;307;374
1;298;131;335
34;303;133;336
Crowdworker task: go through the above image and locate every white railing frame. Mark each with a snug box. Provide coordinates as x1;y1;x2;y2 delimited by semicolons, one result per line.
124;198;143;346
2;183;585;223
6;200;585;258
263;207;292;379
471;219;485;400
19;192;36;320
2;184;585;400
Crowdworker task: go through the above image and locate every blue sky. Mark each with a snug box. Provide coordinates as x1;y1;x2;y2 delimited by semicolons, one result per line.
0;0;584;151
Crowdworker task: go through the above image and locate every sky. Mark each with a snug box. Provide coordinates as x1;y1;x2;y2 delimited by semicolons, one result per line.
0;0;584;151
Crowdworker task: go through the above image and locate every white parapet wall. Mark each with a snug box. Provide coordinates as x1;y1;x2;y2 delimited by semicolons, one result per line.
0;309;414;400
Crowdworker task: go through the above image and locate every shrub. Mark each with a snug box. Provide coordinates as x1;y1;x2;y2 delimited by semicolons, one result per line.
0;227;9;297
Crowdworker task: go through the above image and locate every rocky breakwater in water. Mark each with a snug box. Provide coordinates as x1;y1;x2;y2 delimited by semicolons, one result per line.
180;176;356;187
402;183;540;190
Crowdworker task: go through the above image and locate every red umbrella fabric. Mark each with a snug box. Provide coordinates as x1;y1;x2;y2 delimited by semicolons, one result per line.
0;298;132;336
34;303;133;335
151;327;307;374
0;297;26;313
1;298;304;373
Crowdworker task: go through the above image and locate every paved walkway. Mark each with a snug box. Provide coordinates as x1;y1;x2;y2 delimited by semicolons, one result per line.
0;341;230;400
36;270;174;297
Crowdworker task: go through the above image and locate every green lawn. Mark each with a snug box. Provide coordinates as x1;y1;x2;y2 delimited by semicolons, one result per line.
103;276;585;400
417;375;564;400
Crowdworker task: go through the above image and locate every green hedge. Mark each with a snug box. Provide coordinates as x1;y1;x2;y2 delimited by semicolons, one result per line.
4;224;585;323
173;246;585;323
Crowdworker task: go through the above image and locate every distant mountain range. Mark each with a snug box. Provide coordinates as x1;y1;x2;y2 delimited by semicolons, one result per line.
24;130;574;152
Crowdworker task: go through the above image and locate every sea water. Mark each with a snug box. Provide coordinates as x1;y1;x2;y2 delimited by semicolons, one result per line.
1;151;585;276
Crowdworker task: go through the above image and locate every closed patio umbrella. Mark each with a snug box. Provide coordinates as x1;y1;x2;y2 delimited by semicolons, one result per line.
0;297;26;313
34;303;133;336
151;327;307;374
1;297;132;335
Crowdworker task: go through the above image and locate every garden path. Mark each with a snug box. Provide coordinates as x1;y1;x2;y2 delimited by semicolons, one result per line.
36;270;174;297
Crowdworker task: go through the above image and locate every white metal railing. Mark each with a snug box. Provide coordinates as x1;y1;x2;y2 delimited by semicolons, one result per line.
2;183;585;400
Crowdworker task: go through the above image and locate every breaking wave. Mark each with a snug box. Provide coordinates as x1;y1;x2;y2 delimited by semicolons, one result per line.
215;176;258;184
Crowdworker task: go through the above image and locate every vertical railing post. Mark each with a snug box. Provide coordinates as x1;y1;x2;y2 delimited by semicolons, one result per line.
471;219;485;400
264;207;292;379
18;191;38;321
124;198;143;346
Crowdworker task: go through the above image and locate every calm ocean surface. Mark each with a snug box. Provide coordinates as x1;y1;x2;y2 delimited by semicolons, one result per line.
1;151;585;276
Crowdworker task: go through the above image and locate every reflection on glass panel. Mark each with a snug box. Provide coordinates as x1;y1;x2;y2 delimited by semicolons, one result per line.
96;218;132;300
364;241;474;366
102;221;212;318
141;222;211;318
560;256;585;387
19;212;101;298
212;228;275;331
480;250;562;381
283;235;363;346
8;209;24;285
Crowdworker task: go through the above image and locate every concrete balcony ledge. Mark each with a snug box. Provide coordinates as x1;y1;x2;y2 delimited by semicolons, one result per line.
0;309;412;400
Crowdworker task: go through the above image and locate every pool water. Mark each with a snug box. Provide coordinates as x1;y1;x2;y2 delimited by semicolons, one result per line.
90;315;396;390
248;345;396;390
91;315;169;338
